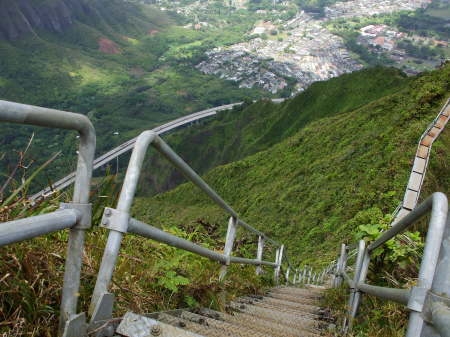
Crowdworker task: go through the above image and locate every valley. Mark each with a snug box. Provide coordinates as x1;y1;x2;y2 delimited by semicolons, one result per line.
0;0;448;185
1;1;450;336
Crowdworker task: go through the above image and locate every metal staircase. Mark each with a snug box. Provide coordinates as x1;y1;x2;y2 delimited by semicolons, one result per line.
0;100;330;337
2;98;450;337
115;286;330;337
393;98;450;224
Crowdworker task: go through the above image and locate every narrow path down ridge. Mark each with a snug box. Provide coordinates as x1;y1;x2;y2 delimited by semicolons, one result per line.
114;286;331;337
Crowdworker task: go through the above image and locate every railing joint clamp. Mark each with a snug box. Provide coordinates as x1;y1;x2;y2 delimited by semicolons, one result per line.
100;207;129;233
422;291;450;323
224;256;231;266
407;286;428;313
60;202;92;229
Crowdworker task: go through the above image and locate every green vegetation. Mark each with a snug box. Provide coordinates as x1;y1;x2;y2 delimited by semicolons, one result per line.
130;63;450;336
138;67;409;195
0;0;267;190
2;1;450;333
0;160;272;336
325;15;400;66
1;59;450;336
294;0;341;17
325;3;450;71
397;1;450;40
133;63;450;266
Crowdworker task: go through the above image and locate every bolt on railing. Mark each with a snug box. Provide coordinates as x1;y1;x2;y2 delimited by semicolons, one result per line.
0;100;96;337
333;193;450;336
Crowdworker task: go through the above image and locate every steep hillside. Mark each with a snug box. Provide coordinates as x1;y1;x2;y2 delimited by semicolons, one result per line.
133;62;450;264
140;67;408;195
2;62;449;336
0;0;264;189
0;0;157;40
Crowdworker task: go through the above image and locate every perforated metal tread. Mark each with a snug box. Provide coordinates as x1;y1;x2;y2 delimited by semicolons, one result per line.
267;289;322;306
242;295;321;314
196;307;322;337
237;295;321;316
154;310;277;337
229;301;319;330
115;286;327;337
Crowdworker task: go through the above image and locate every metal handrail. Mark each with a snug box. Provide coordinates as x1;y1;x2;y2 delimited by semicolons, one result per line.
333;192;450;337
0;100;96;337
88;130;290;327
1;100;298;337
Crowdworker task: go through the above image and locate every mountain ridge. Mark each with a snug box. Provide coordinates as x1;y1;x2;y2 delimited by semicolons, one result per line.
133;62;450;264
0;0;155;40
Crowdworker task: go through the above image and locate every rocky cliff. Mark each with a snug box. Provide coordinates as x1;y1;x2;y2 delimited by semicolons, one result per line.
0;0;150;40
0;0;89;40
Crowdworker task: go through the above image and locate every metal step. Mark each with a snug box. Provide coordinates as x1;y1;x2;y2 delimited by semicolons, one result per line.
114;286;328;337
266;291;321;306
236;296;321;319
194;307;322;337
242;295;321;313
228;301;319;330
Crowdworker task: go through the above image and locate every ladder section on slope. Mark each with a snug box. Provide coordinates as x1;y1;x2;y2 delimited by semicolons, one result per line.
394;98;450;223
115;287;330;337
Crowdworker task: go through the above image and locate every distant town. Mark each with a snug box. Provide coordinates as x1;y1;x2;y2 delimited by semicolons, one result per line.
324;0;431;19
197;11;362;93
158;0;448;94
358;23;447;74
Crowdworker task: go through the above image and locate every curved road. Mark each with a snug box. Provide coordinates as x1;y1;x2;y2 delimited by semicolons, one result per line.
31;100;284;200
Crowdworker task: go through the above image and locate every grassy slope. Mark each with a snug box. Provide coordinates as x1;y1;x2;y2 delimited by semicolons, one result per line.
2;63;449;336
133;63;450;265
140;67;408;195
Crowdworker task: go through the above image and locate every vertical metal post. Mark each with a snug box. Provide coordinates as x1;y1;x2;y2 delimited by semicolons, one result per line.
307;267;311;284
60;127;95;336
346;240;366;333
419;214;450;337
293;269;298;284
256;235;265;275
0;101;96;336
219;216;237;281
302;267;307;284
90;131;156;321
405;195;447;337
285;267;290;285
335;243;347;287
274;244;284;284
273;248;280;282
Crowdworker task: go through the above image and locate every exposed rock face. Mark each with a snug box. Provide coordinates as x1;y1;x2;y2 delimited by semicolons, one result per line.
98;37;121;54
0;0;94;40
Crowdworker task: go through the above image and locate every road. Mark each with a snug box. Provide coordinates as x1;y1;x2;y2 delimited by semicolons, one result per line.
30;100;283;200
